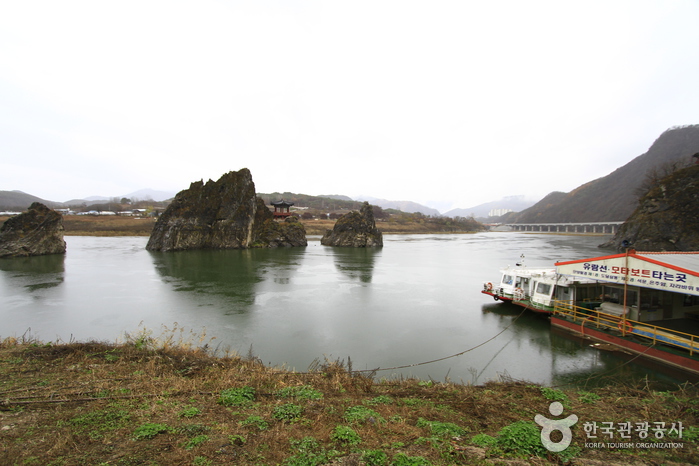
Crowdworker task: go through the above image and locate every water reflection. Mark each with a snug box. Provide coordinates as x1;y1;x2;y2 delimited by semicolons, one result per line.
149;248;306;314
0;254;65;291
481;300;699;389
328;247;379;283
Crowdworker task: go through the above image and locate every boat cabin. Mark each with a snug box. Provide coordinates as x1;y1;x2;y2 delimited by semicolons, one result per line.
552;251;699;375
555;251;699;322
482;251;699;374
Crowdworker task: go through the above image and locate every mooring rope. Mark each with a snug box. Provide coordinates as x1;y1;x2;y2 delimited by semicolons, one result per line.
351;307;528;374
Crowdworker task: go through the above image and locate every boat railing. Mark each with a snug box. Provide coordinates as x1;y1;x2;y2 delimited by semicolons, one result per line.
552;300;699;356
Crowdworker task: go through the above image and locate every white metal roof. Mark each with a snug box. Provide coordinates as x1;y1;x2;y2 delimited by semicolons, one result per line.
636;252;699;275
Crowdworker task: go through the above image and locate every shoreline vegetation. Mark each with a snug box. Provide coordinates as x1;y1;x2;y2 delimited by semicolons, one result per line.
1;215;487;237
1;331;698;465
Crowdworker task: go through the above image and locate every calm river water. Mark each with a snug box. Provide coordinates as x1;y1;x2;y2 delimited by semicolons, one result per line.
0;233;694;388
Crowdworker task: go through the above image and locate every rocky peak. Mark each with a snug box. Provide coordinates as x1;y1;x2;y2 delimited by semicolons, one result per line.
146;168;306;252
0;202;66;258
321;202;383;247
600;164;699;251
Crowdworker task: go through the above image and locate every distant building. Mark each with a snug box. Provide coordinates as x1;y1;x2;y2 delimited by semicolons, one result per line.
488;208;513;217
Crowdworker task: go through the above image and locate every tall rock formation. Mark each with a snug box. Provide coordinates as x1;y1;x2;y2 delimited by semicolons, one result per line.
146;169;307;252
600;164;699;251
0;202;66;258
321;202;383;247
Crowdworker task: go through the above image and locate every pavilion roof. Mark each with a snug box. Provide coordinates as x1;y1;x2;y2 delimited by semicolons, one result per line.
271;200;294;207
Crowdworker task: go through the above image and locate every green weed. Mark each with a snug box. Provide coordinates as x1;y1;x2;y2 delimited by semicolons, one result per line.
391;453;431;465
69;406;131;439
178;406;202;418
331;425;361;446
470;433;497;448
494;420;548;457
343;405;384;424
540;387;569;405
239;415;269;431
416;418;467;438
276;384;324;400
133;423;170;440
228;434;246;445
577;391;601;404
285;436;330;466
218;386;255;406
178;424;210;437
361;449;388;466
183;434;210;450
365;395;393;406
273;403;303;422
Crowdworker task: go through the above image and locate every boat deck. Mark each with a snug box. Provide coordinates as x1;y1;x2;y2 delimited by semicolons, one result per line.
647;318;699;338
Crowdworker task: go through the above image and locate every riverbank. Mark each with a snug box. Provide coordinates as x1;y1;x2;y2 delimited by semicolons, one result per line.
1;335;697;465
0;216;484;236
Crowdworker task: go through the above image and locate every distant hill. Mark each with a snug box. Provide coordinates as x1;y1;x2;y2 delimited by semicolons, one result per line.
444;195;537;219
257;192;364;211
123;189;176;202
0;191;64;211
511;125;699;223
66;189;176;205
354;196;440;216
258;192;441;216
320;194;354;202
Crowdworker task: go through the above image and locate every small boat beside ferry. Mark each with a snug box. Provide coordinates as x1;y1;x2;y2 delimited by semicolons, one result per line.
482;255;599;313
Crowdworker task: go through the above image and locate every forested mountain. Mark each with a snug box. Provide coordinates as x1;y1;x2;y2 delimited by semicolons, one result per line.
511;125;699;223
0;191;63;211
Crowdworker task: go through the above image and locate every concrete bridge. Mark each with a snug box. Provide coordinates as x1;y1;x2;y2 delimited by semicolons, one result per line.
506;221;623;234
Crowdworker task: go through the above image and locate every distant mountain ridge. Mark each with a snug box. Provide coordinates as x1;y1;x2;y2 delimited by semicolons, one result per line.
0;189;177;211
511;125;699;223
4;125;697;219
354;196;440;216
0;191;63;211
444;195;537;219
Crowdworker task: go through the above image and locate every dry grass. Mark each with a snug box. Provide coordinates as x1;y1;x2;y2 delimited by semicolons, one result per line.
1;331;698;465
0;215;157;237
1;216;479;237
61;216;156;236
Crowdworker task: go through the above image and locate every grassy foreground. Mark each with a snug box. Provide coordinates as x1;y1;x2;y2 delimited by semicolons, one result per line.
1;333;698;466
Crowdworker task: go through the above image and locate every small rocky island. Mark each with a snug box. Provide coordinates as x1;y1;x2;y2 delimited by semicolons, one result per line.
0;202;67;258
146;169;307;252
321;202;383;247
600;163;699;251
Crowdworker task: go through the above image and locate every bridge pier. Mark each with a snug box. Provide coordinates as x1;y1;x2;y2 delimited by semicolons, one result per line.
503;221;623;235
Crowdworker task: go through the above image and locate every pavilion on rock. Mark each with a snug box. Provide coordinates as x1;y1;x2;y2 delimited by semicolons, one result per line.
271;200;294;219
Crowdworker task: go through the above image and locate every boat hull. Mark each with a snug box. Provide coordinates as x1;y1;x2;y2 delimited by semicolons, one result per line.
551;315;699;376
481;290;513;301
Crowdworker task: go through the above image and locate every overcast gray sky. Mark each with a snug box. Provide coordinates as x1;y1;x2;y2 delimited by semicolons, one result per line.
1;1;698;213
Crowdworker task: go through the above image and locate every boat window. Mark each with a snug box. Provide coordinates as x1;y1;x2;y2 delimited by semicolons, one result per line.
536;283;551;295
576;284;604;302
602;286;637;307
640;289;664;311
684;295;699;307
502;275;513;285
